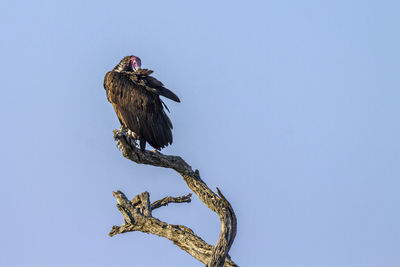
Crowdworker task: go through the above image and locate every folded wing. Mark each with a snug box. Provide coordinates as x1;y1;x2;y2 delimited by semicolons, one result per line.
144;76;181;102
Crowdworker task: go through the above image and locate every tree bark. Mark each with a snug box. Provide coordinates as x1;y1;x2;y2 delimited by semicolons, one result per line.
110;130;238;267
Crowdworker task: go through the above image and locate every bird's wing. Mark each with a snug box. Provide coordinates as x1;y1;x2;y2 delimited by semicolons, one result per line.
143;75;181;103
104;71;173;149
122;69;180;103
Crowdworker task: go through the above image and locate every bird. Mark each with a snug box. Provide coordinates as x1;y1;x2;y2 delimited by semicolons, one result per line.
104;55;180;151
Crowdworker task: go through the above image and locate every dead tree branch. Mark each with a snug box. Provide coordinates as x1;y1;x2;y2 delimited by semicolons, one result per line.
151;193;192;210
110;130;238;267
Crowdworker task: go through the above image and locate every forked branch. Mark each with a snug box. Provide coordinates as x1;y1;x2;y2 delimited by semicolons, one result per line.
110;130;238;267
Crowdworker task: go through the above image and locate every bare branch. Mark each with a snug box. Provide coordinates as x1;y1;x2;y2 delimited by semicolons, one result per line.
110;190;237;267
112;130;238;267
138;191;152;217
151;193;192;210
208;188;237;267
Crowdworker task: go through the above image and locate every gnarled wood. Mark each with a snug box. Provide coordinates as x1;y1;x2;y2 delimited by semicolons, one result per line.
151;193;192;210
110;130;238;267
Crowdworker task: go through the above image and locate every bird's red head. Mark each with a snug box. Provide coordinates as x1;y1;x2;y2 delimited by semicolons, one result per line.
129;56;142;71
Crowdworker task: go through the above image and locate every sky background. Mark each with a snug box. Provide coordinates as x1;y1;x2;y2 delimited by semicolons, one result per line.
1;0;399;266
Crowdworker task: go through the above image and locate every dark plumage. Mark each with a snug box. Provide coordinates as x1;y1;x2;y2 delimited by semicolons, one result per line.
104;55;180;151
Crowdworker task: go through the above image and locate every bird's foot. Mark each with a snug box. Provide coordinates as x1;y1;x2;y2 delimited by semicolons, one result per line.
119;126;139;149
116;140;123;150
126;135;138;149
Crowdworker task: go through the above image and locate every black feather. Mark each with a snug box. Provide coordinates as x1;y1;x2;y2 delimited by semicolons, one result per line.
104;64;179;151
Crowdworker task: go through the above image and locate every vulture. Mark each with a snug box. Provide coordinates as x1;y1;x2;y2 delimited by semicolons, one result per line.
104;55;180;151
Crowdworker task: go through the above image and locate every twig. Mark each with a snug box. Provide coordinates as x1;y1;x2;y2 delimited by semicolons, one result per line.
151;193;192;210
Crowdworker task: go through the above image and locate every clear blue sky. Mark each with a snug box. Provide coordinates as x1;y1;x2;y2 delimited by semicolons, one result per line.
1;0;399;266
